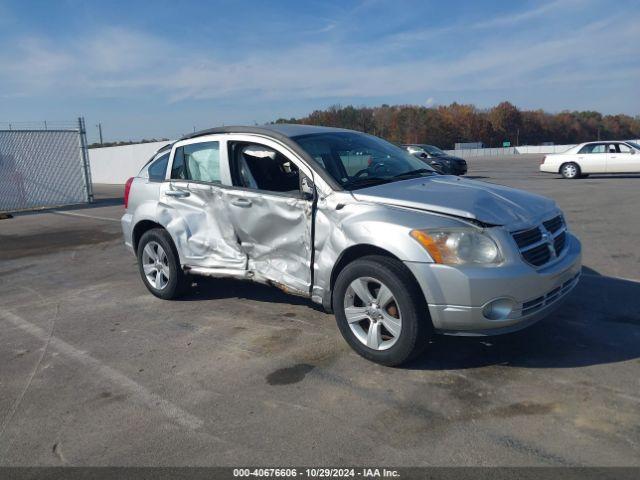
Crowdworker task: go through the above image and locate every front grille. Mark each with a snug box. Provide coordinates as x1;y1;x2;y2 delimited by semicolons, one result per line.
512;227;542;248
522;244;552;266
519;272;580;317
512;215;568;267
543;215;564;233
554;231;566;254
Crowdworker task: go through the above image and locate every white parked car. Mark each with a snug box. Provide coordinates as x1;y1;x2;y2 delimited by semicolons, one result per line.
540;141;640;179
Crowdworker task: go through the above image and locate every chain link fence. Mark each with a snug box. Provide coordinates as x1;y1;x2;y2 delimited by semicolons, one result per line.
0;118;93;212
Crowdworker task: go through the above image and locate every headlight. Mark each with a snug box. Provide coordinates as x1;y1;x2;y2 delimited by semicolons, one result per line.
410;228;502;265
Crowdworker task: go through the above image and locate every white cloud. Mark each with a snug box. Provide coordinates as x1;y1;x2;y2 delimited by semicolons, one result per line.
0;9;637;109
472;0;584;29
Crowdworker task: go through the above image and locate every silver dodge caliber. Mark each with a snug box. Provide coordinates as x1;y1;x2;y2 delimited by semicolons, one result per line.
122;124;582;366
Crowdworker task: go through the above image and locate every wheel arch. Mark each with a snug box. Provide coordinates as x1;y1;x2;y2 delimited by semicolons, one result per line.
325;243;427;313
132;219;165;253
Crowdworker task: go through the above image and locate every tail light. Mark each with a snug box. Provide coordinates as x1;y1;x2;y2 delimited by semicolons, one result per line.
541;155;547;165
124;177;134;209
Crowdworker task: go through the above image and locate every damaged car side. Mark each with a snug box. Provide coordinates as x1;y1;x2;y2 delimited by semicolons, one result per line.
122;125;582;366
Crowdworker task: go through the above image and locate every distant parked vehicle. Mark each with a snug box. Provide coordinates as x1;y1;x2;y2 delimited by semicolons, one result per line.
540;141;640;179
401;144;467;175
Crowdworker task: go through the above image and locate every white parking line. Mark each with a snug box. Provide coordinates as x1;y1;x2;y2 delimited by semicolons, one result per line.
51;210;121;222
0;309;204;431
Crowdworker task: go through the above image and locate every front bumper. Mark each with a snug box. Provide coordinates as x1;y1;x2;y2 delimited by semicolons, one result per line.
452;162;468;175
404;233;582;335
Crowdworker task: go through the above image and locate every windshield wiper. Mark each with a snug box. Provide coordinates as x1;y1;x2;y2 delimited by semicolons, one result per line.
343;169;435;190
342;177;392;190
392;169;436;179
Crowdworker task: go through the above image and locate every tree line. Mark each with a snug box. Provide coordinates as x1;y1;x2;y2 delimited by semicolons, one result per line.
273;102;640;149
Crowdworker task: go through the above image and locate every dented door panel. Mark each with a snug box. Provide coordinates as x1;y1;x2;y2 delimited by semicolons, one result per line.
158;180;246;269
224;188;312;294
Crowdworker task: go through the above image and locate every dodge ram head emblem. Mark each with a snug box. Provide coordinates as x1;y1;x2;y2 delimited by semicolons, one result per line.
541;228;556;258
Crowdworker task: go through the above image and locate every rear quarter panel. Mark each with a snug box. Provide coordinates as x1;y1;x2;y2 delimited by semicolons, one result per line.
542;153;569;173
123;178;163;251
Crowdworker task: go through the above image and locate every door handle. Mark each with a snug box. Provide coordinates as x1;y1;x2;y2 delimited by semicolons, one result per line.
231;198;252;207
166;190;190;198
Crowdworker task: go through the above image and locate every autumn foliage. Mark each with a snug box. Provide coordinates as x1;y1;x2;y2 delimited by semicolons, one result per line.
274;102;640;149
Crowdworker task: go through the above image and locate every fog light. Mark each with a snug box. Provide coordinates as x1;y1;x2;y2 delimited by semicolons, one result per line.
483;298;515;320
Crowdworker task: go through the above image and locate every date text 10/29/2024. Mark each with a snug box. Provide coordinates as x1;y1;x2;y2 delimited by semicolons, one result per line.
233;468;400;478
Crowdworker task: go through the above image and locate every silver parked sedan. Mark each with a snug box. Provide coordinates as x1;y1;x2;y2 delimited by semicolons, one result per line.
122;124;582;366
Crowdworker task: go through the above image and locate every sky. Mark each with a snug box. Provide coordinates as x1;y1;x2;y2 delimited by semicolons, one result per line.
0;0;638;143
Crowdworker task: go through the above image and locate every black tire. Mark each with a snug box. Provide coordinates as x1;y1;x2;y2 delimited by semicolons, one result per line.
560;162;581;179
332;255;433;366
137;228;189;299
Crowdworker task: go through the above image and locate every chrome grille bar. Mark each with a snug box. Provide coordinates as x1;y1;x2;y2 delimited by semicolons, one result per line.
512;215;567;267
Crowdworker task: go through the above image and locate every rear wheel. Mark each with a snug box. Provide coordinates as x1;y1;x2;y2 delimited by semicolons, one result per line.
560;162;580;179
137;228;189;299
333;255;433;366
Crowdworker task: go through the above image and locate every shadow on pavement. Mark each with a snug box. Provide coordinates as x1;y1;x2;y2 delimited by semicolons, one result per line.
11;184;124;217
181;276;325;310
553;174;640;180
179;265;640;370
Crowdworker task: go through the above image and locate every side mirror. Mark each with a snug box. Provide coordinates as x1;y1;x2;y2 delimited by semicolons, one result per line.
300;176;315;200
631;149;636;155
419;152;428;159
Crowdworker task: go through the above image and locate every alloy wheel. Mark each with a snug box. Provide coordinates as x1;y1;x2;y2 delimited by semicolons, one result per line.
343;277;402;351
141;241;170;290
563;164;578;178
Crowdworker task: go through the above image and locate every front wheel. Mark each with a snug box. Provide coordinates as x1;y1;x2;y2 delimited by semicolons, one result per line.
332;255;433;366
137;228;189;299
561;162;581;179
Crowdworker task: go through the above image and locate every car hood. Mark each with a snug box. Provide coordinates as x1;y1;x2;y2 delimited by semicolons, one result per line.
351;175;557;229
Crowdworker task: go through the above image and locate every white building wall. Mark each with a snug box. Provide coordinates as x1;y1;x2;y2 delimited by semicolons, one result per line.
445;139;640;157
89;141;170;184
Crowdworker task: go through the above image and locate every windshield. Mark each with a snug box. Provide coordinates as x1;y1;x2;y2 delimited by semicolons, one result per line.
293;132;436;190
627;142;640;151
422;145;447;156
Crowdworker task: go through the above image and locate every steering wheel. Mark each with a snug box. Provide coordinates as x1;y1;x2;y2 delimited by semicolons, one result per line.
353;161;387;178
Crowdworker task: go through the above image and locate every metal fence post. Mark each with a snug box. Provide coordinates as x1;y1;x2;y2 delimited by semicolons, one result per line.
78;117;94;203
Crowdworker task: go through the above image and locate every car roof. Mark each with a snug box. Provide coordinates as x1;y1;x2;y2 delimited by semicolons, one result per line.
179;124;350;191
181;123;354;141
579;140;627;146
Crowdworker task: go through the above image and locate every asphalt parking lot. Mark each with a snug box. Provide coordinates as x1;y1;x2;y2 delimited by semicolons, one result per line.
1;154;639;466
